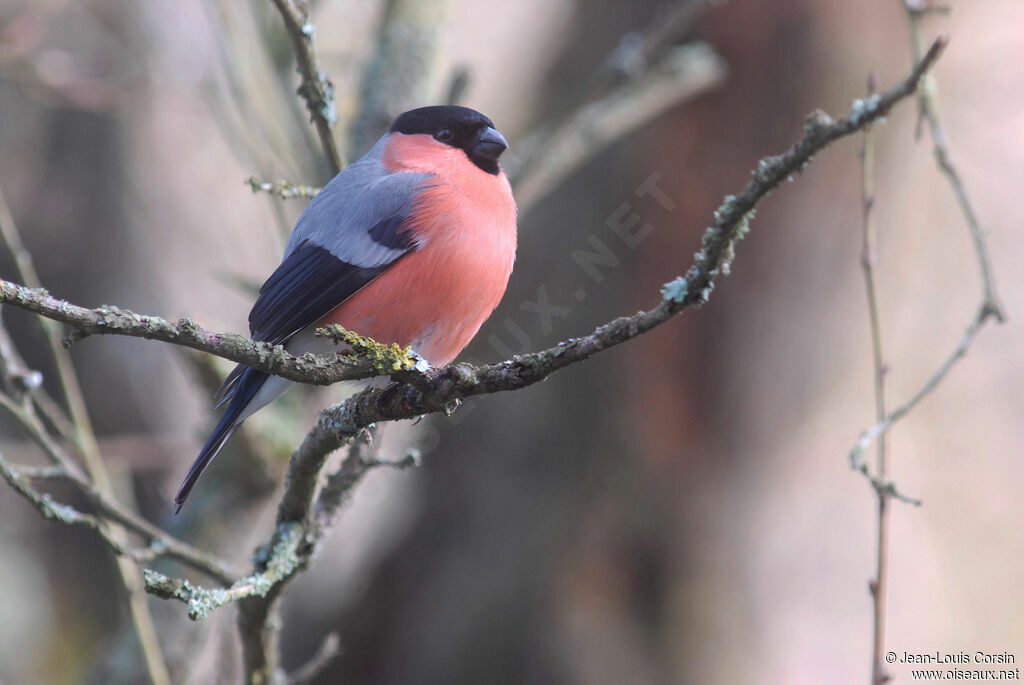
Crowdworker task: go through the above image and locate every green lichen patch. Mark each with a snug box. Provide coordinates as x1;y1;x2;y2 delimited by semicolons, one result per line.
316;324;416;373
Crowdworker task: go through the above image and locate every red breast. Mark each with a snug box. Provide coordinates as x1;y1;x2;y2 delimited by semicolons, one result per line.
320;133;518;366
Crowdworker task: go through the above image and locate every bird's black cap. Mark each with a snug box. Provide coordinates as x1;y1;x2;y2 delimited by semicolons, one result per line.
390;106;508;175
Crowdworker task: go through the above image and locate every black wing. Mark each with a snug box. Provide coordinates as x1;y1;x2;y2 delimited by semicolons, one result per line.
248;240;396;344
214;228;412;405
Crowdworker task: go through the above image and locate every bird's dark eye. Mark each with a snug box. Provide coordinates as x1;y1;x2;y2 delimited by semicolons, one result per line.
436;128;454;143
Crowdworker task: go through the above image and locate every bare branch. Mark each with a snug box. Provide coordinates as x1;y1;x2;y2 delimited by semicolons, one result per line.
0;391;236;585
906;8;1002;320
857;70;899;685
849;303;992;473
848;13;1004;482
269;0;343;176
510;42;728;214
0;37;946;410
0;189;171;685
507;0;722;212
287;632;342;685
845;13;1003;684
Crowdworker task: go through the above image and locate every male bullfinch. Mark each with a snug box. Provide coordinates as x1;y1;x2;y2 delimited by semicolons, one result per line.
175;106;517;512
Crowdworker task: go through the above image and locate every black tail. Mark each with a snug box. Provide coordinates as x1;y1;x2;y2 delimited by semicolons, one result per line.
174;367;269;513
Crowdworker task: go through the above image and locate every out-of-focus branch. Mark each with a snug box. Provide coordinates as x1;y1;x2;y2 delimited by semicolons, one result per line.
846;10;1002;684
857;71;899;685
510;42;728;214
287;632;342;685
849;8;1004;477
905;1;1002;321
246;176;321;200
269;0;343;176
506;0;722;213
0;189;172;685
0;377;236;585
347;0;449;156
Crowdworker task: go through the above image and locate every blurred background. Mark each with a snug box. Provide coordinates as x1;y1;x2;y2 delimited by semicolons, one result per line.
1;0;1022;683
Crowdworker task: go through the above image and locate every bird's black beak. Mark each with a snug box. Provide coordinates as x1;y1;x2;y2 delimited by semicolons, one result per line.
472;126;508;162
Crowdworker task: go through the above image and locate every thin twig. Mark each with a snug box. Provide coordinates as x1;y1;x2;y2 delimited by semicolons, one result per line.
287;632;342;685
246;176;321;200
905;2;1003;321
510;42;727;214
507;0;720;211
145;522;305;620
849;12;1004;470
847;10;1004;682
849;303;991;472
0;392;236;585
269;0;343;176
858;70;896;685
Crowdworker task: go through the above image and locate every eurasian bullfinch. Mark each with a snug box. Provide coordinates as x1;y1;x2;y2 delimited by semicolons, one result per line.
175;106;517;512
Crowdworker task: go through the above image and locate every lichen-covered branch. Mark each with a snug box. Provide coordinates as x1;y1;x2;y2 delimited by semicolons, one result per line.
246;176;321;200
299;35;948;442
0;279;406;385
269;0;343;176
0;37;945;411
144;522;305;621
